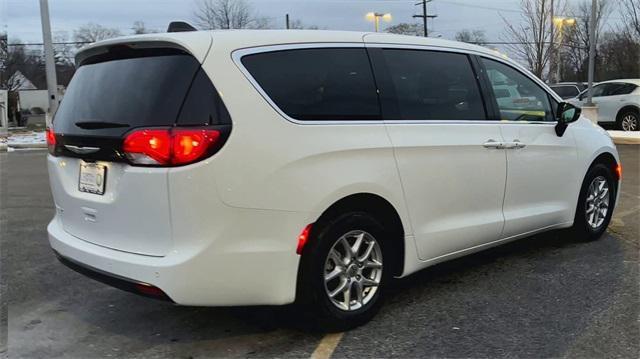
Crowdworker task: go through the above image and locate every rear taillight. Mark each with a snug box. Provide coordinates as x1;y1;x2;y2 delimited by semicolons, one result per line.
46;128;56;154
123;127;222;166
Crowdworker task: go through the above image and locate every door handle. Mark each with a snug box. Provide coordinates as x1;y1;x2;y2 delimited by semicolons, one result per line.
483;139;504;149
503;140;526;149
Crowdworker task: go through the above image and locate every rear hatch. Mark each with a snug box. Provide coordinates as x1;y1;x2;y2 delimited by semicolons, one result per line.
48;35;229;256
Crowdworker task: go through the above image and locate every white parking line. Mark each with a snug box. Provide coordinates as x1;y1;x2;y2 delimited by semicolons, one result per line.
310;332;344;359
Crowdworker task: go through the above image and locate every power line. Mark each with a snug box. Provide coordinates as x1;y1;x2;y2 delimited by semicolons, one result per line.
437;0;623;21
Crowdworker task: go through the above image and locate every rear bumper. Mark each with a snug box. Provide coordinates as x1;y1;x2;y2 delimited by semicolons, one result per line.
47;209;308;306
54;250;174;302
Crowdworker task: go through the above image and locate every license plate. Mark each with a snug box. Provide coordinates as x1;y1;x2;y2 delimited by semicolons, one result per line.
79;163;107;195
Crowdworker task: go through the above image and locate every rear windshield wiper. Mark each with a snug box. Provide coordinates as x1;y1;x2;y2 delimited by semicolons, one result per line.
75;121;130;129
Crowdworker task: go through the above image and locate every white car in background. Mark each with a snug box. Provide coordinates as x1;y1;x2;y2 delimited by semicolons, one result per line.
570;79;640;131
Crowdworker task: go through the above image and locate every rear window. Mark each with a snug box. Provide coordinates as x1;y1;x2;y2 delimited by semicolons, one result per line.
54;49;228;137
241;48;381;121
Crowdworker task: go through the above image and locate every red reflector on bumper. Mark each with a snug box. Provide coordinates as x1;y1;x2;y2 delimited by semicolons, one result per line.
296;224;313;255
134;283;167;298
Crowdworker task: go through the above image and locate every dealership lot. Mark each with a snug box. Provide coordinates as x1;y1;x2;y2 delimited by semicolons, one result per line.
2;146;638;358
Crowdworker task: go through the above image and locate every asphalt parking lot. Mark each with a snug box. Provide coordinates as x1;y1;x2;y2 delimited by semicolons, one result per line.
1;145;638;358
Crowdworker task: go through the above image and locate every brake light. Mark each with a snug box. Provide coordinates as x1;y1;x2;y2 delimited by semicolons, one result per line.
172;128;221;165
296;224;313;255
123;128;221;166
46;128;56;153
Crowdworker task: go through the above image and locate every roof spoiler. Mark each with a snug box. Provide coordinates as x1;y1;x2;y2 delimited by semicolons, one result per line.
167;21;197;33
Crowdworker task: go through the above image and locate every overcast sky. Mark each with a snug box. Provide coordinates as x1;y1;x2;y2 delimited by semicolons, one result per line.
3;0;626;48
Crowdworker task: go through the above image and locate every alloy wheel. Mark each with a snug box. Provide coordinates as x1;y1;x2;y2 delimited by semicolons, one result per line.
621;113;638;131
585;175;610;229
323;230;383;311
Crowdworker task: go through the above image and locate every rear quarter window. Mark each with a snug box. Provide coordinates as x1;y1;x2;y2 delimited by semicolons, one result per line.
241;48;381;121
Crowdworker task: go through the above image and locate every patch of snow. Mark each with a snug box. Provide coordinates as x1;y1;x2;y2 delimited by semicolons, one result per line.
7;131;46;146
608;130;640;139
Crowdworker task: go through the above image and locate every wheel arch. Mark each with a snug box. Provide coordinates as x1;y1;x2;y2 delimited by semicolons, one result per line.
584;151;620;199
616;105;640;126
616;105;639;122
311;193;406;277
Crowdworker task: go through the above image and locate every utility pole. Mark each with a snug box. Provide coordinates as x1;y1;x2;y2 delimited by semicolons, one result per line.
39;0;58;127
413;0;437;37
285;14;290;29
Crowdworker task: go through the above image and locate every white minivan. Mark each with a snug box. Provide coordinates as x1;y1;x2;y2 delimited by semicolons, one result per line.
47;29;621;330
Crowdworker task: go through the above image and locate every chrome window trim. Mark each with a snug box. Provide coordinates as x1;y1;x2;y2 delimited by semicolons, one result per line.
231;42;561;126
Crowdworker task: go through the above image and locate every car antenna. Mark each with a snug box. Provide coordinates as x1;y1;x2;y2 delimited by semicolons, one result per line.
167;21;197;33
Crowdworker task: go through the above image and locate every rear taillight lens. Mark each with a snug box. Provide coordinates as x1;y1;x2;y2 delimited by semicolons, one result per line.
46;128;56;154
123;127;222;166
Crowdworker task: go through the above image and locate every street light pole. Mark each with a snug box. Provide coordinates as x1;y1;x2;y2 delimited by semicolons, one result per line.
552;17;576;83
39;0;58;127
586;0;597;106
366;12;392;32
556;24;563;81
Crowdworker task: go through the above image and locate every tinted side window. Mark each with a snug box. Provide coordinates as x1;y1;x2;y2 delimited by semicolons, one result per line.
608;83;637;96
177;68;231;126
382;49;486;121
591;84;607;97
551;85;579;99
242;48;380;121
482;58;553;122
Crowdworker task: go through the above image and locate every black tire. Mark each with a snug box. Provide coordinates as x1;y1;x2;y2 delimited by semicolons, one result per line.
616;109;639;131
569;163;616;241
297;212;392;332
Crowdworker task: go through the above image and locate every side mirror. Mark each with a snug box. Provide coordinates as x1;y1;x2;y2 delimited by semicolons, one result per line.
555;102;582;137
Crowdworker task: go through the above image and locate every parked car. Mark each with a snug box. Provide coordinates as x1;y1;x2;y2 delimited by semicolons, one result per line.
46;29;621;331
569;79;640;131
550;82;589;99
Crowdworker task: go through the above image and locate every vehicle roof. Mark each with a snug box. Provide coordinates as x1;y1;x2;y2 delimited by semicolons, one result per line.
595;79;640;85
77;29;505;64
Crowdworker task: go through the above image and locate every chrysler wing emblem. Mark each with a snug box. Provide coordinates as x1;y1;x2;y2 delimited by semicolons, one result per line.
64;145;101;154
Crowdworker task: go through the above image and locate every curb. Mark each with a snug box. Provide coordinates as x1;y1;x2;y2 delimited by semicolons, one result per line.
612;137;640;145
7;143;48;149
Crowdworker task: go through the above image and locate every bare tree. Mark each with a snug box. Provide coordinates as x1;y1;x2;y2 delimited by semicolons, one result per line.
597;31;640;79
289;19;320;30
561;0;610;81
131;20;157;34
455;29;487;45
620;0;640;39
73;23;122;47
53;31;74;66
385;23;423;36
192;0;271;30
502;0;565;79
1;42;28;91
